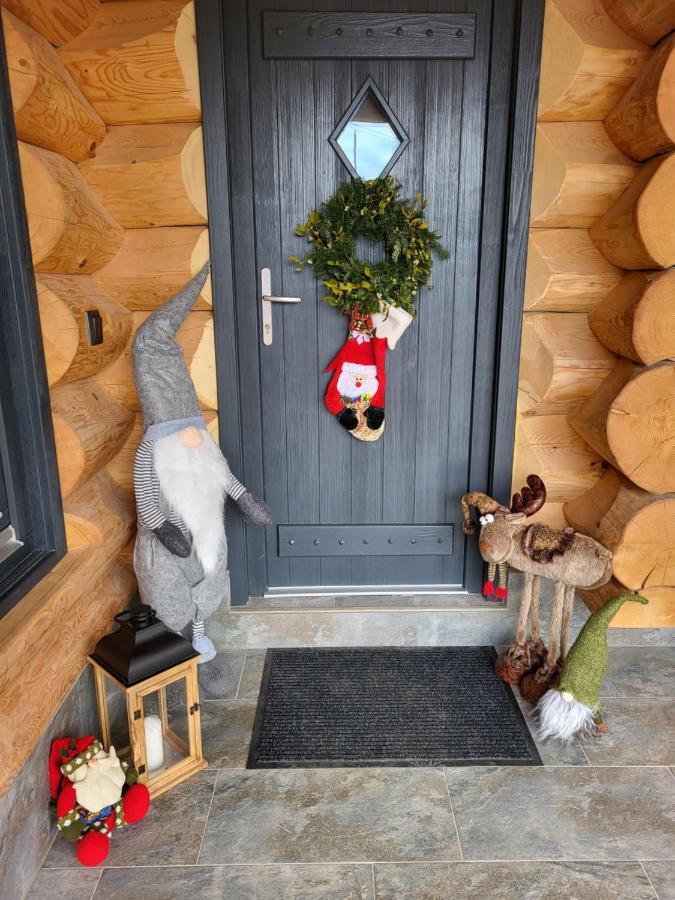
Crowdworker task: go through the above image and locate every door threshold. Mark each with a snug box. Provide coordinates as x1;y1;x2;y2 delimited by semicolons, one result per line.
232;592;499;613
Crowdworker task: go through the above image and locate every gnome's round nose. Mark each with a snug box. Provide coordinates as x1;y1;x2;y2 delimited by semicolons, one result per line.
132;262;211;435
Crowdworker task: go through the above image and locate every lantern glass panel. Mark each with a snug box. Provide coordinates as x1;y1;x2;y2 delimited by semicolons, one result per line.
102;671;131;760
141;676;190;778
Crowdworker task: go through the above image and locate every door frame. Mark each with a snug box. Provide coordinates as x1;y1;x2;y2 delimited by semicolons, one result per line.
195;0;545;604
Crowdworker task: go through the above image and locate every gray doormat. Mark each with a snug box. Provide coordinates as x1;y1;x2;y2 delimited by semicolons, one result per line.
247;647;542;768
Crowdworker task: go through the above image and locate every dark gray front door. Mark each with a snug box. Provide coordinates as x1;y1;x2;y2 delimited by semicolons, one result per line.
204;0;541;603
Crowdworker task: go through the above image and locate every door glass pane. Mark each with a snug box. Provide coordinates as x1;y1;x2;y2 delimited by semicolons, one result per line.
141;678;190;776
335;90;402;179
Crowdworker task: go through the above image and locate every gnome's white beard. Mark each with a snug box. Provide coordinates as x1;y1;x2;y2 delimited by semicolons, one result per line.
72;750;126;811
154;431;229;574
536;689;597;742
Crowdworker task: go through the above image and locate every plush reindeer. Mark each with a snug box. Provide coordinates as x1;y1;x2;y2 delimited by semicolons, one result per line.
461;475;613;702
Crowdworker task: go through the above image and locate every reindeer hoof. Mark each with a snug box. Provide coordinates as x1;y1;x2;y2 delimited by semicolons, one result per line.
482;580;495;597
520;662;560;705
495;644;533;684
597;722;609;734
495;586;508;601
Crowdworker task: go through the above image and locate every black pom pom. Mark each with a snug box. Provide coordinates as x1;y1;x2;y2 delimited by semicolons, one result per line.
365;405;385;430
338;408;358;431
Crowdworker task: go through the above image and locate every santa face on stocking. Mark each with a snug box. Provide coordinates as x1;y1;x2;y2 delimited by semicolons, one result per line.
337;362;379;402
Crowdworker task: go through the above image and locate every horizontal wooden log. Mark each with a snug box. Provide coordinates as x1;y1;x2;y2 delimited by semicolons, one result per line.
52;378;135;499
37;274;131;386
0;556;136;797
3;8;105;162
63;469;134;550
538;0;650;121
605;33;675;161
571;360;675;494
601;0;675;47
18;141;123;273
99;310;216;412
79;124;206;227
107;409;218;492
589;152;675;268
58;0;200;125
577;577;673;627
0;0;100;46
525;228;622;311
518;312;617;414
530;122;638;228
564;466;675;590
512;412;604;502
92;226;211;309
589;269;675;365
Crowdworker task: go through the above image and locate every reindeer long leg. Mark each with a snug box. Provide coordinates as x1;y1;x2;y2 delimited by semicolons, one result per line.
546;580;566;668
496;563;508;600
516;572;534;645
530;575;541;642
559;584;576;662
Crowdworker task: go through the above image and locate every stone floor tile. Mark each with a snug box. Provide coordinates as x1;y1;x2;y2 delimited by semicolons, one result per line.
602;647;675;698
511;689;589;766
96;864;374;899
444;766;675;861
27;868;101;899
373;861;656;899
200;768;460;864
201;700;257;768
199;651;247;700
642;860;675;900
237;650;267;699
607;629;675;647
43;770;217;868
580;699;675;766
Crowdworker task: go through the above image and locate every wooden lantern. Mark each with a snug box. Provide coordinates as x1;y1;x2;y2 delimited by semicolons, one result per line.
88;604;207;799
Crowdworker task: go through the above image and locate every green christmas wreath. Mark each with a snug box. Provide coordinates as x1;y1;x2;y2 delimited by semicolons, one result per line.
291;177;448;317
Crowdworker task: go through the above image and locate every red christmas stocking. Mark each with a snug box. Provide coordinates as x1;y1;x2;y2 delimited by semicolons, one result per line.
325;310;387;441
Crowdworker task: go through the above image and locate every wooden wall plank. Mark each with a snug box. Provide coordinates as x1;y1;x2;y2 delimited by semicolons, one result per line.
79;124;207;227
58;0;201;124
92;226;211;309
538;0;649;121
18;140;123;272
3;8;105;161
0;0;101;47
37;275;131;386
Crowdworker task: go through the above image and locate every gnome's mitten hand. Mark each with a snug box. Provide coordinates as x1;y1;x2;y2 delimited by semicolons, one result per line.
365;405;384;430
338;408;358;431
153;521;191;557
236;491;272;527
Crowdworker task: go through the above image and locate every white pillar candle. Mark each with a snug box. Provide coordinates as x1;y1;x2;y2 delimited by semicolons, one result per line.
144;715;165;773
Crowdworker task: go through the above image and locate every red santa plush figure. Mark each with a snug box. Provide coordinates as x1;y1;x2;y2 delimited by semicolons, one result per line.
49;737;150;866
325;309;387;439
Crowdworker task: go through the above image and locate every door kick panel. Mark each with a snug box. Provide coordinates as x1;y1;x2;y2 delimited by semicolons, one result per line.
278;524;454;557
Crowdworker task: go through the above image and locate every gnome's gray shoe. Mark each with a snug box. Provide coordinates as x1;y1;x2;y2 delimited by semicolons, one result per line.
193;635;217;663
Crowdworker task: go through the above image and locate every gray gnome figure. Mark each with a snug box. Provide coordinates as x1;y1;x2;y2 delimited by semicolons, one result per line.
132;262;271;662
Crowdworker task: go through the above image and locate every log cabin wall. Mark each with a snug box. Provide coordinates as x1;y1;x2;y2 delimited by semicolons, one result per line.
0;0;213;796
513;0;675;629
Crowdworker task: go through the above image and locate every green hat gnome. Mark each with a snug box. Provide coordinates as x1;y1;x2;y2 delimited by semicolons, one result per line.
536;592;648;742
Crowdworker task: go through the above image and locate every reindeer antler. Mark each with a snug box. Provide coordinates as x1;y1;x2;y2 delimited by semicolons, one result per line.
511;474;546;517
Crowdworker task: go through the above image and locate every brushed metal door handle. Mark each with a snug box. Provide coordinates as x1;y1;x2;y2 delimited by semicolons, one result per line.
261;267;301;345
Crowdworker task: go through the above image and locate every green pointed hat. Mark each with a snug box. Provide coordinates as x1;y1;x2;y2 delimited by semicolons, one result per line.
558;592;647;710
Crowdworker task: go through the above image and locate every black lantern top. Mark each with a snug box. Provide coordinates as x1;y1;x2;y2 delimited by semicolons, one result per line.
92;603;197;686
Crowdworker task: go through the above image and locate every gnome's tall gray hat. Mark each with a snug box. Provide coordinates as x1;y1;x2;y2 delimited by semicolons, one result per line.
132;262;211;441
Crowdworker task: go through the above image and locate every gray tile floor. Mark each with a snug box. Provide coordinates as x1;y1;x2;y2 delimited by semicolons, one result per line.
30;645;675;900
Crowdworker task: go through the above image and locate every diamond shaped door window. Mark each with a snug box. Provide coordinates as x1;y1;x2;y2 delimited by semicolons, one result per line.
330;78;409;180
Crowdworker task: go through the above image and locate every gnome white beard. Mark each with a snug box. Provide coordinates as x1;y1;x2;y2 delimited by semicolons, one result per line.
536;689;597;743
72;750;126;811
154;430;229;574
